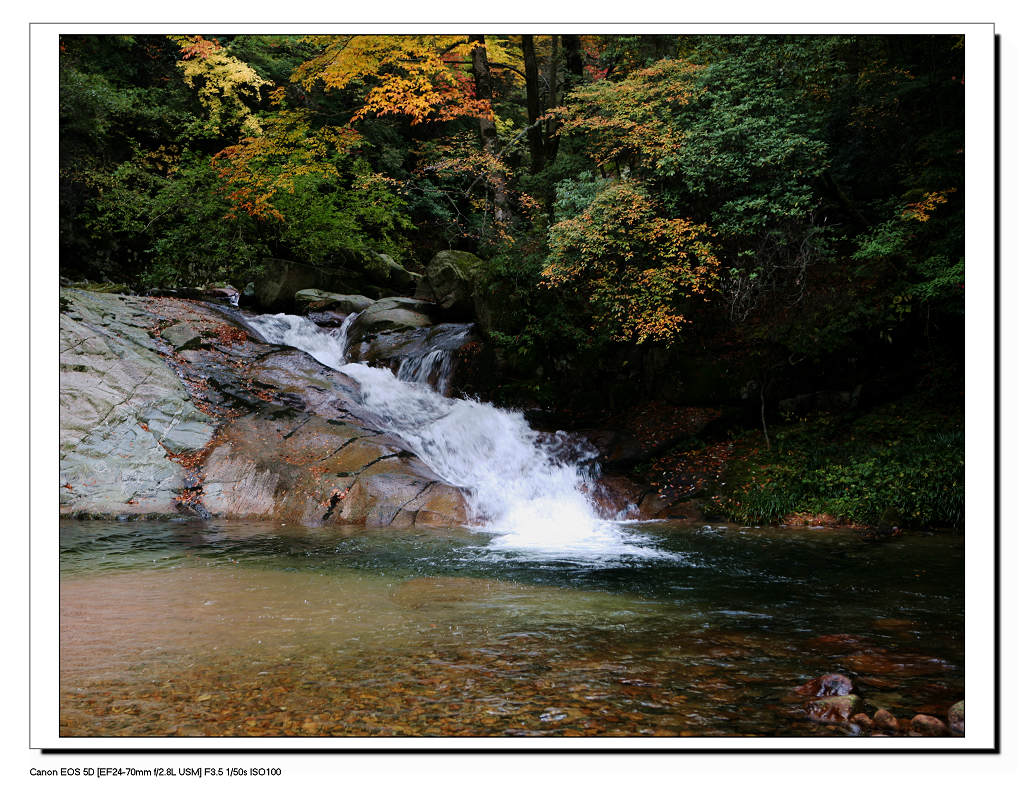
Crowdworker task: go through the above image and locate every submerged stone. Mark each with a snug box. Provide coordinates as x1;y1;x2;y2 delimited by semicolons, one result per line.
792;672;856;699
806;695;863;724
910;713;949;736
873;708;900;733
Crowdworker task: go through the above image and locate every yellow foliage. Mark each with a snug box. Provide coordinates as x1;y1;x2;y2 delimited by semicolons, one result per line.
291;35;491;125
542;181;720;344
556;60;704;172
901;188;956;223
170;35;270;136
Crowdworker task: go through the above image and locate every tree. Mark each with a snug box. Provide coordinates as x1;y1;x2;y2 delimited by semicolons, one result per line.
542;181;719;345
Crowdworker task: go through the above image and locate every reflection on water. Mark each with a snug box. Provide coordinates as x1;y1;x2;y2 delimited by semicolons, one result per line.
60;520;964;737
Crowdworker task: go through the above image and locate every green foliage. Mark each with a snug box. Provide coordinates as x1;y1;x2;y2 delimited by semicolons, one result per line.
852;190;965;319
550;172;613;222
558;50;830;280
82;151;268;287
268;163;412;268
58;33;965;443
712;399;964;528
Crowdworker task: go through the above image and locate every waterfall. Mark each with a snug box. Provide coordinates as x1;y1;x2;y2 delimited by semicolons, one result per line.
247;312;668;560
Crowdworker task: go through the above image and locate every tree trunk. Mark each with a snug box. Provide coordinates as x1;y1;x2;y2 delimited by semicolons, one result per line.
520;35;545;173
544;35;562;163
471;36;511;224
564;34;584;78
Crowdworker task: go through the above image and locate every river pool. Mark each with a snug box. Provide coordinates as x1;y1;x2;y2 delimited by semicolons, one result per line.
59;519;963;738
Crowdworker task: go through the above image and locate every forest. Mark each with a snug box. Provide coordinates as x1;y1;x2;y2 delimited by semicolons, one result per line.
59;33;965;530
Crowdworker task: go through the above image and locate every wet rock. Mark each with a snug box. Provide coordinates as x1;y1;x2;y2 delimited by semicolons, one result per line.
201;284;240;306
161;322;204;351
910;714;949;737
346;297;437;344
792;673;856;699
306;310;352;328
59;288;470;527
294;289;373;316
806;695;863;724
860;525;903;543
637;492;675;519
346;321;476;386
415;250;483;318
850;713;874;732
947;701;965;736
588;475;645;520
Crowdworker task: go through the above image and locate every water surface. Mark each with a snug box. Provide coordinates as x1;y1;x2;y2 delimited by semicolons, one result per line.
60;519;964;738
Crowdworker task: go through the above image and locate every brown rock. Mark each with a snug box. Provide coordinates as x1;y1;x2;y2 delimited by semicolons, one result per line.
910;714;949;737
850;713;874;732
59;289;471;527
873;708;900;733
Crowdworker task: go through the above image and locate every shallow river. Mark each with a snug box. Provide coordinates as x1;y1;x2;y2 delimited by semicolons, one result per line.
59;519;963;738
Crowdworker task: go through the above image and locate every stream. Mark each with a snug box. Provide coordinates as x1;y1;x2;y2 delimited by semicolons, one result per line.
59;310;964;738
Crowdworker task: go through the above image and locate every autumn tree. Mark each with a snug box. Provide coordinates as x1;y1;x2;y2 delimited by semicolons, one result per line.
542;181;720;344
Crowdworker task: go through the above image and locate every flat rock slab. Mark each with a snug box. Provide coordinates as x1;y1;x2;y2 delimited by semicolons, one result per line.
160;322;204;351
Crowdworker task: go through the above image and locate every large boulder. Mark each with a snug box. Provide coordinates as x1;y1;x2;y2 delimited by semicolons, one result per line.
344;297;438;355
254;259;372;311
348;323;475;379
368;252;422;292
415;250;483;318
60;291;219;516
294;289;374;316
60;288;470;527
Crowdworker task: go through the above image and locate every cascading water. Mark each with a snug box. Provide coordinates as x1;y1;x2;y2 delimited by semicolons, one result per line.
247;312;669;560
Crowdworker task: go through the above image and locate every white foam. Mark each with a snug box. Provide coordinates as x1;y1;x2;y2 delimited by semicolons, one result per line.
248;313;670;561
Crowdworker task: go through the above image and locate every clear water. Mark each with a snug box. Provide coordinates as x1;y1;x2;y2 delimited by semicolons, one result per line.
60;519;964;737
